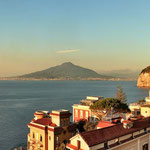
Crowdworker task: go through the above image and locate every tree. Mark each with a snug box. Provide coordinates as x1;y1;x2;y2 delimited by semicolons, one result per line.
115;86;127;103
83;121;98;131
77;119;86;132
136;99;145;104
90;98;130;120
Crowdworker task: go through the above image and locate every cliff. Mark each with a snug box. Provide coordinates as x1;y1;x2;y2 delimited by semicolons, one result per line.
137;66;150;87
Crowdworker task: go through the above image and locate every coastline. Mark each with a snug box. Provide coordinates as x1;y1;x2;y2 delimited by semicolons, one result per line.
0;77;137;81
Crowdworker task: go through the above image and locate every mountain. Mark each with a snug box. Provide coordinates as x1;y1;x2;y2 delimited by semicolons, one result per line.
18;62;112;79
99;69;140;79
137;66;150;87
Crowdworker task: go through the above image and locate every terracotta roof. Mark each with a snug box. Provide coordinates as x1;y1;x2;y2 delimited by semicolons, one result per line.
80;118;150;147
67;144;77;150
122;120;132;124
66;144;83;150
33;118;56;126
97;121;115;128
28;123;46;130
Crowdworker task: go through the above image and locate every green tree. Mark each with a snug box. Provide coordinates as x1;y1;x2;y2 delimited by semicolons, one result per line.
90;98;130;120
115;86;127;103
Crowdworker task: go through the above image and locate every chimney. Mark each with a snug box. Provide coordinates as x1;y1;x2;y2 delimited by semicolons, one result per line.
77;140;80;150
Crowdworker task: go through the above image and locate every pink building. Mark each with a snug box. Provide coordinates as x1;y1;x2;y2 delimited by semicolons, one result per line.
72;96;103;122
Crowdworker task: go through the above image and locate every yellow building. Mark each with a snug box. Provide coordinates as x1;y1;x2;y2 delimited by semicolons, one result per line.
67;117;150;150
140;91;150;118
27;109;76;150
141;105;150;117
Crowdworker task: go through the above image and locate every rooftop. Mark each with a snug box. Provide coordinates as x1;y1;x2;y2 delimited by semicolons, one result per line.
86;96;103;100
97;121;115;129
80;118;150;147
80;96;103;106
141;105;150;108
51;109;70;114
32;118;57;127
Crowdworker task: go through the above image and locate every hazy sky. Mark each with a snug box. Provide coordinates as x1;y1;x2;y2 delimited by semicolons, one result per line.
0;0;150;76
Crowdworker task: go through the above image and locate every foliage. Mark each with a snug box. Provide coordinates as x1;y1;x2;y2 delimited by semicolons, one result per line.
83;121;98;131
90;98;130;120
76;120;86;132
115;86;127;103
136;99;145;104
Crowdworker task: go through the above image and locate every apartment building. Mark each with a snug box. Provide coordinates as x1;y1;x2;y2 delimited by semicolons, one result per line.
130;91;150;117
27;109;76;150
67;117;150;150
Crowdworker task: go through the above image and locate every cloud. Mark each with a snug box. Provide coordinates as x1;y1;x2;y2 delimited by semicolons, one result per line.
56;49;80;54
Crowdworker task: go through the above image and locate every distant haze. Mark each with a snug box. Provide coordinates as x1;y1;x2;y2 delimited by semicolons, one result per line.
99;69;141;79
0;1;150;77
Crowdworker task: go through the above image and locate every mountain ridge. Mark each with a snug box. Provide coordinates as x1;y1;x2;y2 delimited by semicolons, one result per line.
18;62;112;79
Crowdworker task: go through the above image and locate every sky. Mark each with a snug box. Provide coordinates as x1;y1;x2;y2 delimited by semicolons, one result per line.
0;0;150;77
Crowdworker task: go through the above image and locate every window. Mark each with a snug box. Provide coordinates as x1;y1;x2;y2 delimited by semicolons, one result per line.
40;135;42;142
77;140;81;149
33;132;35;138
75;109;78;117
80;110;83;118
36;133;38;141
61;120;63;126
56;136;60;145
94;115;97;121
63;130;66;135
104;143;109;149
64;120;67;126
132;111;135;115
144;128;147;133
143;143;148;150
65;119;68;125
85;111;88;119
137;111;140;115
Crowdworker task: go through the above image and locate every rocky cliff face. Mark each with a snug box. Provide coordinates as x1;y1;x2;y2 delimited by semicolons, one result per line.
137;66;150;87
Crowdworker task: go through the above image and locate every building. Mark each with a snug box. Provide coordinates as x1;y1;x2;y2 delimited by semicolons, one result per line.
72;96;103;122
67;117;150;150
27;109;76;150
130;91;150;117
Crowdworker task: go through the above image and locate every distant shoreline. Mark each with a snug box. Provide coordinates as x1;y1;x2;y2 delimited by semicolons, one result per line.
0;77;137;81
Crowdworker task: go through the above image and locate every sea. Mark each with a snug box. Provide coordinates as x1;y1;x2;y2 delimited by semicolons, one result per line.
0;80;149;150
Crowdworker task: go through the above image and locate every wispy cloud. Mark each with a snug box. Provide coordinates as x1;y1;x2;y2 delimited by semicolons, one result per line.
56;49;80;54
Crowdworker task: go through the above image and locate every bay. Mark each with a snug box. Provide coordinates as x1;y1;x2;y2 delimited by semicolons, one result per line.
0;80;149;150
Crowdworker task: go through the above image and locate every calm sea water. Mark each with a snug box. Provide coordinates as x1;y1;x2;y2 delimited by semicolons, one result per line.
0;80;149;150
